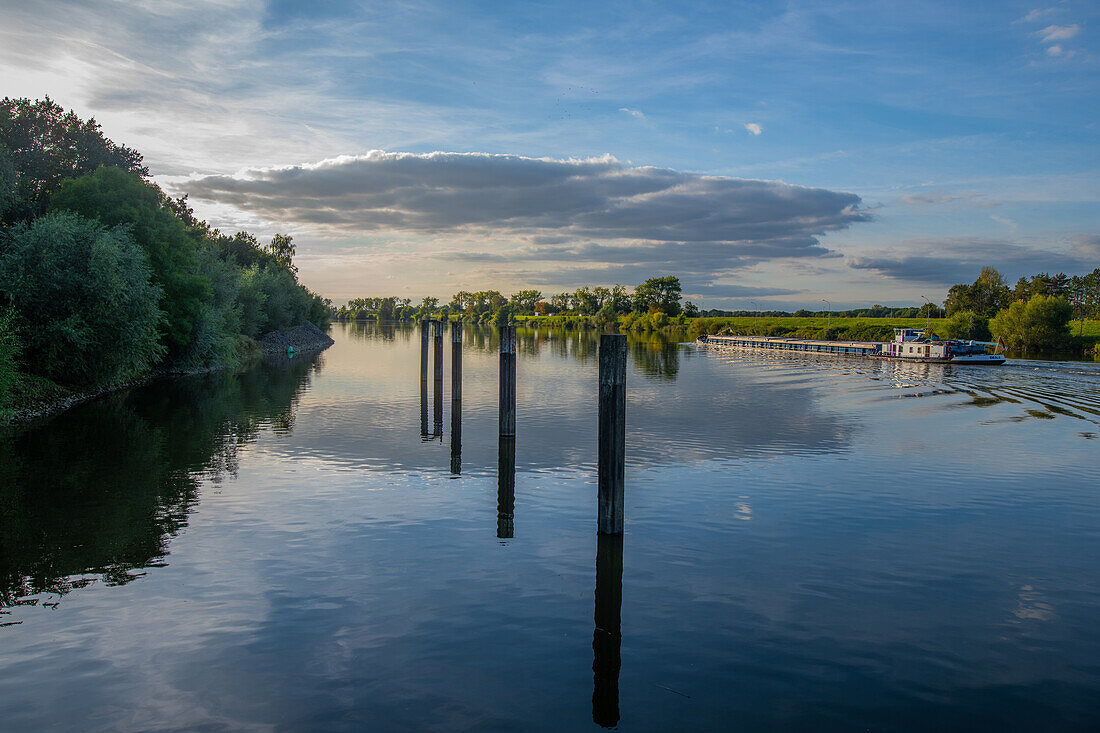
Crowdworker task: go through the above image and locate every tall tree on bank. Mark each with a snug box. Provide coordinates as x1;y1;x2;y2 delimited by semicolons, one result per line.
944;267;1012;319
0;96;147;225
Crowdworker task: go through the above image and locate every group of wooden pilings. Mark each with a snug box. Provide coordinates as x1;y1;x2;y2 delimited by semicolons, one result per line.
418;320;625;728
419;321;627;536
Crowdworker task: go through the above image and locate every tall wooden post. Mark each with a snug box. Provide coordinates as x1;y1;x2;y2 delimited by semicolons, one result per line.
433;320;444;385
450;322;463;474
499;326;516;438
497;436;515;539
420;320;429;383
598;334;626;535
592;534;624;727
451;321;463;403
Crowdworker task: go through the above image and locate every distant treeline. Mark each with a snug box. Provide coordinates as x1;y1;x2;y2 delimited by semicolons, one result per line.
335;276;691;324
0;97;331;417
940;267;1100;353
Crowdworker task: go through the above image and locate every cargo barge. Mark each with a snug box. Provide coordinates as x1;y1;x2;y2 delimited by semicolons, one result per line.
697;328;1006;365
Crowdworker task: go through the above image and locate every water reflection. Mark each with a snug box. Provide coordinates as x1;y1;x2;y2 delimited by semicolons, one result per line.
496;436;515;539
592;534;624;728
0;359;319;610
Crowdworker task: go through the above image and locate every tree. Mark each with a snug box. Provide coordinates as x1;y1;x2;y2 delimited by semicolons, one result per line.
266;233;296;275
509;289;542;314
944;267;1011;318
942;310;991;341
610;285;631;313
633;276;682;316
989;295;1073;353
49;166;211;355
684;301;700;318
0;96;147;224
0;211;164;386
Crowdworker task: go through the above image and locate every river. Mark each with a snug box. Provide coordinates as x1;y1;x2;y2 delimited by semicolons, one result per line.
2;322;1098;731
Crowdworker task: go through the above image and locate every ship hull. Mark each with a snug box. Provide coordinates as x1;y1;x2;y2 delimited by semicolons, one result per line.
698;335;1006;365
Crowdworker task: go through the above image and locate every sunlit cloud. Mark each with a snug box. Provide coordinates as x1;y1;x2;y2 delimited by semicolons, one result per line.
744;123;763;136
1038;24;1080;43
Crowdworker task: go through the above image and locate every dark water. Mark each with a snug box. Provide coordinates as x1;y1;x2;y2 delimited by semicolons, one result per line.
2;323;1099;731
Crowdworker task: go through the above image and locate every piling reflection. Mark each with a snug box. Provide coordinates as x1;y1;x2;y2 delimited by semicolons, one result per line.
450;399;462;475
592;534;624;727
432;375;443;441
496;437;515;539
419;379;429;440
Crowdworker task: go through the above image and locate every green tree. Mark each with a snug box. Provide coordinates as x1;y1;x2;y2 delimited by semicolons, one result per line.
684;301;700;318
0;211;164;386
0;97;147;224
49;166;210;356
509;289;542;314
266;233;296;275
944;267;1012;318
633;276;683;316
942;310;991;341
990;294;1073;353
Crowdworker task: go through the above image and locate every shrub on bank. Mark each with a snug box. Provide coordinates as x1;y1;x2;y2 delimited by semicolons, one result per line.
0;211;164;387
990;295;1072;353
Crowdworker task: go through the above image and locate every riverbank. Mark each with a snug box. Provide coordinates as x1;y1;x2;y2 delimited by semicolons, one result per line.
2;323;334;424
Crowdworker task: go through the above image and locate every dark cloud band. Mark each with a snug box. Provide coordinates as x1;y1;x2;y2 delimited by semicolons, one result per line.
181;151;868;261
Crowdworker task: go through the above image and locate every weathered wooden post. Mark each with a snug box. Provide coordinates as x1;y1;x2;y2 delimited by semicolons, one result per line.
598;334;626;535
451;321;463;403
450;322;463;474
497;436;515;539
592;533;624;727
433;320;444;385
499;325;516;438
420;320;429;383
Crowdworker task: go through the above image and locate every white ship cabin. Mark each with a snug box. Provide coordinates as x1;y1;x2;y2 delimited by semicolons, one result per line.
882;328;949;359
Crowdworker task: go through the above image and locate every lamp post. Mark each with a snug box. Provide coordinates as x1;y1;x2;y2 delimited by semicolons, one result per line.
821;299;831;329
750;299;759;329
920;294;931;332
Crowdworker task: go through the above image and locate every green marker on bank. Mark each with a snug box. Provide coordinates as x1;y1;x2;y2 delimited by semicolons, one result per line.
287;345;295;358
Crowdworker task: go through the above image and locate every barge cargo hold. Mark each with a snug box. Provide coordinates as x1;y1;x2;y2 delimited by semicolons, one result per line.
698;328;1006;365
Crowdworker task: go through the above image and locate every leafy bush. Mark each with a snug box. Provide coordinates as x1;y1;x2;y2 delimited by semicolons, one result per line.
0;211;164;387
49;166;210;355
0;307;20;404
990;295;1073;353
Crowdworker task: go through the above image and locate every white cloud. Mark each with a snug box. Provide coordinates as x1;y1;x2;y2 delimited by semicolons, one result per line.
619;107;645;119
1038;24;1080;43
744;122;763;136
1018;8;1059;24
1046;44;1064;56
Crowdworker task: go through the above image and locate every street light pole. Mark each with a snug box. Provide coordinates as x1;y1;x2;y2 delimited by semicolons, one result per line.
750;299;759;329
821;299;831;329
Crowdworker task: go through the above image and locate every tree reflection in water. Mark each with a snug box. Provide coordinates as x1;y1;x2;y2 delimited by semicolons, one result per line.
0;358;320;609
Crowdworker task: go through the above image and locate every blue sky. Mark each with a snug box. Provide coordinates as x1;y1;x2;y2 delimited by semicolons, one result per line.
1;0;1097;308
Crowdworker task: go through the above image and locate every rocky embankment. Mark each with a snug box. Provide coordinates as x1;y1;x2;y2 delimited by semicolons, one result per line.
258;322;335;362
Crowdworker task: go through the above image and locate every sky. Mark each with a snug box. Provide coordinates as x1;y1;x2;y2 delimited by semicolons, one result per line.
1;0;1098;309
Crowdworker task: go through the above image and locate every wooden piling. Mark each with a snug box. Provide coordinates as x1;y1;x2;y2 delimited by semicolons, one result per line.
592;533;623;727
598;334;626;535
499;325;516;438
451;321;462;403
497;436;515;539
433;320;444;385
420;320;429;383
449;323;462;473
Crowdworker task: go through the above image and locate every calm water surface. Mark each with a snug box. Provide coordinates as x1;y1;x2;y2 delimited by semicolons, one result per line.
2;323;1099;731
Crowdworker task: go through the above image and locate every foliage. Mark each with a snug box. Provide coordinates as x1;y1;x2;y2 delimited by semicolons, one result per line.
0;211;164;386
0;306;20;408
944;267;1012;318
0;143;16;221
989;295;1073;353
942;310;991;341
49;166;209;355
493;303;514;327
0;96;147;224
632;276;682;316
